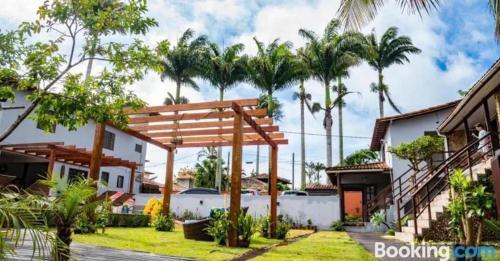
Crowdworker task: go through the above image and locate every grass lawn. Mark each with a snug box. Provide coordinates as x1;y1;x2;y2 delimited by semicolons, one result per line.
251;231;376;261
73;225;312;261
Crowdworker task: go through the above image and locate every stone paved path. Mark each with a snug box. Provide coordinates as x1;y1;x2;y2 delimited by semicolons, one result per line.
7;242;191;261
348;232;441;261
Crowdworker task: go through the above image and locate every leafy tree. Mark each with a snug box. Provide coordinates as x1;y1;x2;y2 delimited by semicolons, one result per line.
194;159;227;189
298;18;365;167
292;56;321;190
277;182;291;191
365;27;421;117
200;42;247;192
156;28;207;103
389;135;444;172
344;149;379;165
0;0;158;141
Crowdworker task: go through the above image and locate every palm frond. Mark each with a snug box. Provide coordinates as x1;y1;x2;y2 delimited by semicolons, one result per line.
383;86;402;114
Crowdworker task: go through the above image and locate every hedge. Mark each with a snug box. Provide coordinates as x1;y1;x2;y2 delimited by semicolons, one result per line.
108;213;150;227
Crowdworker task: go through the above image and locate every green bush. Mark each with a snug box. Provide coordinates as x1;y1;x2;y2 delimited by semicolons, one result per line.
259;215;270;238
74;215;96;234
154;213;175;232
206;211;230;245
108;214;150;227
330;220;345;231
237;212;256;245
276;216;292;240
385;229;395;236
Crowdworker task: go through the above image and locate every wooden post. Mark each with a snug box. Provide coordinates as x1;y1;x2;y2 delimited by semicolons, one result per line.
89;123;106;181
162;149;174;215
463;119;471;144
228;110;243;247
495;91;500;128
47;149;55;180
270;145;278;238
129;166;136;194
485;99;500;150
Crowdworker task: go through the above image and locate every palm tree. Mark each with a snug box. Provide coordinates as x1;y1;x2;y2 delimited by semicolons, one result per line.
337;0;500;43
247;38;300;180
194;159;228;189
200;42;247;192
49;178;99;261
344;149;379;165
292;75;320;190
157;29;208;102
298;19;364;168
305;161;325;184
163;92;189;105
332;81;359;165
365;27;421;117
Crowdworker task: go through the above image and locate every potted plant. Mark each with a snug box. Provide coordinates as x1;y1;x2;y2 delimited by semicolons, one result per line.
237;212;255;247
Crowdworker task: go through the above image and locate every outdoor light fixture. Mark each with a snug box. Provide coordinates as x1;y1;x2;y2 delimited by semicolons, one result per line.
170;137;183;145
199;200;203;205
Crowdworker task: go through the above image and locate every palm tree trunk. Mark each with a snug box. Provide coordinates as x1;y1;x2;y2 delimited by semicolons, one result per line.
256;145;260;175
216;88;223;191
56;222;73;261
378;71;384;118
338;78;344;166
175;80;181;103
300;91;306;190
324;81;333;169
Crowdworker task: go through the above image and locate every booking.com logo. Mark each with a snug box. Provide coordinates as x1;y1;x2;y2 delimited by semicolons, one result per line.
374;242;496;260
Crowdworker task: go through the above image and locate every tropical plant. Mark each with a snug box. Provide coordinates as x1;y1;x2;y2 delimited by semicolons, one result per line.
0;0;156;142
197;146;218;161
389;135;444;172
260;215;271;238
330;220;345;231
448;169;494;247
237;212;256;247
194;159;227;189
0;186;54;260
365;27;421;117
206;211;230;245
156;28;208;103
298;18;365;167
154;213;175;232
344;149;379;165
306;161;325;184
276;216;292;240
163;91;189;105
292;63;321;189
48;178;100;261
277;182;290;191
200;42;247;192
95;200;111;234
370;210;390;229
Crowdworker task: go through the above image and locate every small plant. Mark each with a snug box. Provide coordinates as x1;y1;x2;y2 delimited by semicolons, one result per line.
276;216;292;240
154;213;175;232
370;210;390;229
95;201;111;234
206;211;230;245
260;215;270;238
237;212;256;247
330;220;345;231
385;229;395;236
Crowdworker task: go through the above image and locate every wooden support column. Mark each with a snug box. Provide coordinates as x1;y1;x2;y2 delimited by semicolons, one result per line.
162;149;175;215
47;149;55;180
495;91;500;128
463;119;471;144
484;99;499;150
270;145;278;238
89;123;106;181
129;167;136;194
228;110;243;247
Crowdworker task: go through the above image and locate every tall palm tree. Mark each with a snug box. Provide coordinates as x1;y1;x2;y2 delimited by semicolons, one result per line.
200;42;247;192
247;38;300;180
365;27;421;117
298;19;364;168
338;0;500;43
163;92;189;105
292;76;320;190
332;80;359;165
157;29;208;102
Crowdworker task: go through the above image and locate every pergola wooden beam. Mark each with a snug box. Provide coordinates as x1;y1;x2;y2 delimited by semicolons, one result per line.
232;103;276;147
125;98;258;114
153;133;285;143
167;139;288;148
128;109;267;124
144;126;279;138
130;118;273;132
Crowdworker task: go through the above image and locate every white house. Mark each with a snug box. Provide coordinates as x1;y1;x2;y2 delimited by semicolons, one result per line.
0;91;148;195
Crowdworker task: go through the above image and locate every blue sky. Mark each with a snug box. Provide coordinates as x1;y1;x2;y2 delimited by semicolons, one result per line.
1;0;499;187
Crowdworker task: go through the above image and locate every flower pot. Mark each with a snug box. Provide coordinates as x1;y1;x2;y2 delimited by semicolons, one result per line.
238;239;250;248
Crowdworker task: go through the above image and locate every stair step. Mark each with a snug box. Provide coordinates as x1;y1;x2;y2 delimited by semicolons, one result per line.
395;231;415;243
407;219;431;228
401;225;423;235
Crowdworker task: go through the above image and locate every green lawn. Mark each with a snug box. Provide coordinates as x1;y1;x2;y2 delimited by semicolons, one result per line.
73;225;312;261
251;231;377;261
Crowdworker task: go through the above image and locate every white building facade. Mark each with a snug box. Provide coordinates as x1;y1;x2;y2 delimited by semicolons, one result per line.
0;91;148;194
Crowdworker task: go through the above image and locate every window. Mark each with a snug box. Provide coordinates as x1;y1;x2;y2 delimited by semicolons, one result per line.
36;122;56;133
135;144;142;153
101;171;109;184
59;165;65;179
116;175;124;188
68;168;88;184
103;131;115;150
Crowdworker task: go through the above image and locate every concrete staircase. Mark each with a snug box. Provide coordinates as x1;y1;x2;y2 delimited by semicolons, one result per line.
394;159;492;243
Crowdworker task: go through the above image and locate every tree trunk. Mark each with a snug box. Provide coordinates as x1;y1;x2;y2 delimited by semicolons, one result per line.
56;222;73;261
300;90;306;190
324;81;333;169
175;80;181;103
256;145;260;175
378;71;384;118
338;78;344;166
216;88;223;192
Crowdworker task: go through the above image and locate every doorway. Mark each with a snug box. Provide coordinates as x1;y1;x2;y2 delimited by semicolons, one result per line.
344;190;363;223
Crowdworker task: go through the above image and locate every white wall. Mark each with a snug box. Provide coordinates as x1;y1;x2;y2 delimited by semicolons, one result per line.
383;107;453;180
134;194;340;230
0;91;148;194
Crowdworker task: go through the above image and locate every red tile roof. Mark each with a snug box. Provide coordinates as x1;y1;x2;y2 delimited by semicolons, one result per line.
326;162;390;173
370;100;459;150
305;184;336;191
253;174;291;184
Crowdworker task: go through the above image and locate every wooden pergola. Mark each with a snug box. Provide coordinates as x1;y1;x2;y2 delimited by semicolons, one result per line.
88;98;288;246
0;142;139;194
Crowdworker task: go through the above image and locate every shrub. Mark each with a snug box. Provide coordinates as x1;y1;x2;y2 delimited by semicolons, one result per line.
276;218;292;240
370;210;390;229
144;198;162;222
206;211;230;245
385;229;395;236
259;215;270;238
330;220;345;231
108;214;150;227
237;212;256;245
74;215;96;234
95;201;111;233
154;213;175;232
